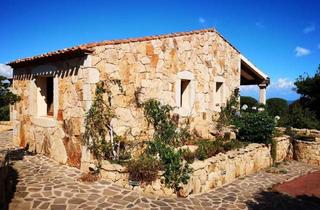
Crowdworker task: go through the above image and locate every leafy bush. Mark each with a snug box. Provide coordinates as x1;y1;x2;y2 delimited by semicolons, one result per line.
223;139;247;151
233;111;275;144
194;138;245;160
181;149;196;164
0;105;10;121
143;99;188;146
281;101;320;129
195;139;225;160
266;98;289;117
147;140;191;190
217;88;239;129
0;76;20;120
240;96;258;108
294;65;320;120
127;155;160;184
142;99;192;191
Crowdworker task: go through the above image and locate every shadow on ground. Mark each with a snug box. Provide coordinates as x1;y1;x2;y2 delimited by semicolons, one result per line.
0;148;32;210
246;190;320;210
1;165;19;210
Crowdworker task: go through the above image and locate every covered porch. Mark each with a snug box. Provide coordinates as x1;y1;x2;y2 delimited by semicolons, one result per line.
240;54;270;104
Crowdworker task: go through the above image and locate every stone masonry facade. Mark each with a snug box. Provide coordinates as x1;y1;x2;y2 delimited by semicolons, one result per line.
10;29;241;170
11;56;92;169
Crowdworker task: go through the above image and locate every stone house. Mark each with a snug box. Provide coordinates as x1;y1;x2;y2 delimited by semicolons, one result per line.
8;28;269;169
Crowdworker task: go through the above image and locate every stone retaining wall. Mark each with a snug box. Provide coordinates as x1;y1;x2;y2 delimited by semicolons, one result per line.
294;140;320;165
178;143;273;197
0;121;13;132
276;127;320;139
291;128;320;138
98;137;291;197
274;135;292;162
276;127;320;165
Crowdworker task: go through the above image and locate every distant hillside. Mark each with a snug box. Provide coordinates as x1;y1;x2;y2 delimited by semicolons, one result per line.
287;100;297;105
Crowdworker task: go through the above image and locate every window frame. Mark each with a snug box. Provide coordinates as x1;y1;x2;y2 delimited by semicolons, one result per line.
175;71;195;116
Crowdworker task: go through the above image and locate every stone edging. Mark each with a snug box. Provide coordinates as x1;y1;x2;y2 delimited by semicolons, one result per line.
293;139;320;165
98;137;292;197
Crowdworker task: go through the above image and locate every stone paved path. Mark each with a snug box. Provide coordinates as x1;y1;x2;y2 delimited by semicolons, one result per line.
1;131;320;210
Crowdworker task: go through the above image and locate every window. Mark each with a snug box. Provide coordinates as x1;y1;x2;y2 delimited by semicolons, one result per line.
215;82;224;106
175;71;195;116
180;79;191;108
35;77;54;116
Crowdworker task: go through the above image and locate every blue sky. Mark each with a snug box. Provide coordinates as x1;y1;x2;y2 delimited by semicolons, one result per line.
1;0;319;100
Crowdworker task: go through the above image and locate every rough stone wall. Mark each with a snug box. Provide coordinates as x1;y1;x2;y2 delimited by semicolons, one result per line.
294;140;320;165
0;121;13;132
274;135;292;162
11;57;93;168
99;144;273;197
276;127;320;139
179;143;272;197
90;31;240;141
97;138;291;197
11;30;240;170
291;128;320;138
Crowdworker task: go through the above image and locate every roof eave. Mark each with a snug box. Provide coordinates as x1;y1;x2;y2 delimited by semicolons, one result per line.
7;48;93;69
240;54;268;81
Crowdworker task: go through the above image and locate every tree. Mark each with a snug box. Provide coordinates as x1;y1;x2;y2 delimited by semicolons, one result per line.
294;65;320;120
266;98;289;117
240;96;258;108
283;101;320;129
0;76;20;120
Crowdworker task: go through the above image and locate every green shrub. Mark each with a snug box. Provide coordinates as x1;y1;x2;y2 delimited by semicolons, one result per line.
142;99;193;191
0;105;10;121
294;65;320;120
143;99;189;146
233;111;275;144
282;102;320;129
266;98;289;117
195;139;225;160
127;155;160;184
181;149;196;164
194;138;245;160
147;140;191;190
217;89;239;129
223;139;247;151
240;96;258;108
0;76;20;121
160;147;191;190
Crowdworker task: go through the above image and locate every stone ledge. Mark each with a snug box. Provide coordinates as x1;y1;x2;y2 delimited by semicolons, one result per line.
294;139;320;165
31;117;58;128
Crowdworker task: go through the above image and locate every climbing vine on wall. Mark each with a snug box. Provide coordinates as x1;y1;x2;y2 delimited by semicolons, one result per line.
83;80;128;166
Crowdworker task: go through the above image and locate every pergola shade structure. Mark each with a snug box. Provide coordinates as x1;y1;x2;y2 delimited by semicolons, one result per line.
240;54;270;104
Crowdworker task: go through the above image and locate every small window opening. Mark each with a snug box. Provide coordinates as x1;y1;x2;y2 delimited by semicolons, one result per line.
215;82;223;106
180;79;191;108
36;77;54;116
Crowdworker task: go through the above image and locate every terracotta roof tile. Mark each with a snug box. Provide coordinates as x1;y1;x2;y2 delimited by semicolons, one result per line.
8;28;239;68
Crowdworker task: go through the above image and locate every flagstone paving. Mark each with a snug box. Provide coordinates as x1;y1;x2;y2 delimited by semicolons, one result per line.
1;130;320;210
